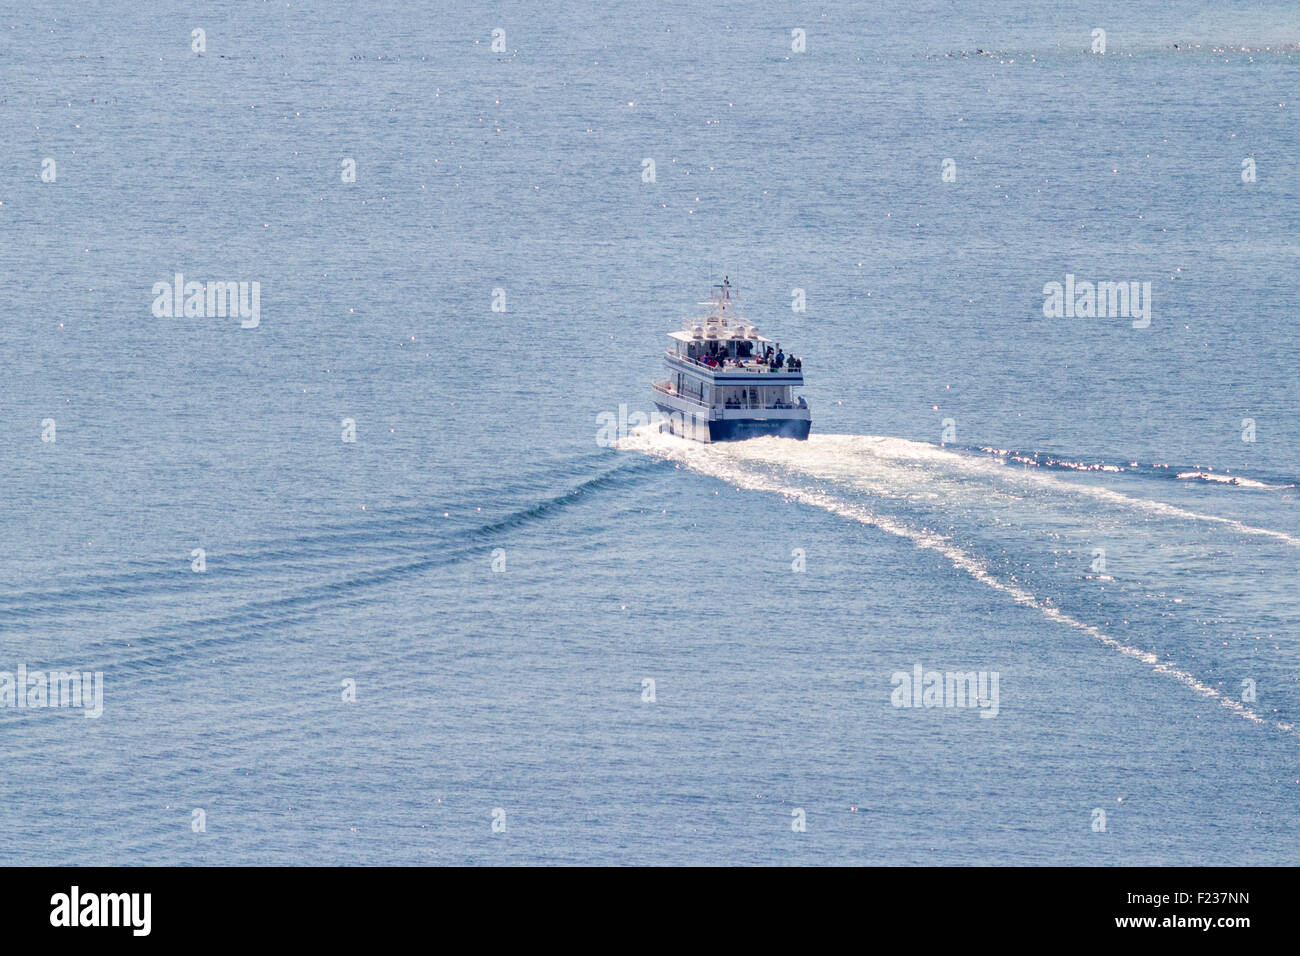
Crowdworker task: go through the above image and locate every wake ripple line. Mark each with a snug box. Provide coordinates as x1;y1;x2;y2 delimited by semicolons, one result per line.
0;458;666;627
29;458;669;677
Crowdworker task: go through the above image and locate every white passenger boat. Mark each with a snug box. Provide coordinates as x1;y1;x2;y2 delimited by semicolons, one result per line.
651;278;811;442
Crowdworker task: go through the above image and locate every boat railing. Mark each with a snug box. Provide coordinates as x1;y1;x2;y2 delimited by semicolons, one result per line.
721;401;805;411
666;350;803;374
652;381;710;407
655;382;808;412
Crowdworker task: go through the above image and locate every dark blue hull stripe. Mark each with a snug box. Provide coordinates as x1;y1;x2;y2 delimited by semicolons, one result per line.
653;403;811;442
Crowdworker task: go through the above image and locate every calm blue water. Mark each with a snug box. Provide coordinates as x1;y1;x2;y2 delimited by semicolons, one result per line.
2;2;1299;865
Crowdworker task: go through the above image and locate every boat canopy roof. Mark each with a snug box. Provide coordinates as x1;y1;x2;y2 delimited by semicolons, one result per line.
667;328;772;344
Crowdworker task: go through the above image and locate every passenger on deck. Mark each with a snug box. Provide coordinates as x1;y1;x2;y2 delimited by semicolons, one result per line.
775;349;785;369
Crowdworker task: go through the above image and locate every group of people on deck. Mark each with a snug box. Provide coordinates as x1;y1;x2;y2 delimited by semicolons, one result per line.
699;340;802;371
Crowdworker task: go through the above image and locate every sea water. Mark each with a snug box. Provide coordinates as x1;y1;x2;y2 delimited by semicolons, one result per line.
1;1;1298;864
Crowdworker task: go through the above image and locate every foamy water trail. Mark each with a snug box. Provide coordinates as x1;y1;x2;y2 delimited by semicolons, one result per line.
617;428;1297;738
808;435;1300;547
1175;470;1283;489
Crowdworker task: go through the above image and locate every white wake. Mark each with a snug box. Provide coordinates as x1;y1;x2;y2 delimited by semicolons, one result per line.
617;429;1298;738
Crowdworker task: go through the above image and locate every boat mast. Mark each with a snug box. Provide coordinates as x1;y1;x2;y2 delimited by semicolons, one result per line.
711;276;732;324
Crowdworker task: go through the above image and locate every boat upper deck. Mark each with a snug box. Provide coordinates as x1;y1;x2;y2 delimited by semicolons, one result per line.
666;349;803;376
664;278;805;376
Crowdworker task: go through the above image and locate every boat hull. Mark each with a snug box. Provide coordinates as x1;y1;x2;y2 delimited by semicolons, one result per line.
654;402;811;443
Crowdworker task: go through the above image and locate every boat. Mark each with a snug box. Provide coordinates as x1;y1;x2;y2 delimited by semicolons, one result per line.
651;277;811;442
